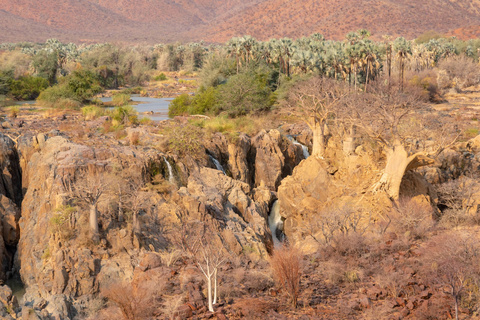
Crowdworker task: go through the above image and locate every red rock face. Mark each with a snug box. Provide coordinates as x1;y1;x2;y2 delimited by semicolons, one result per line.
1;0;480;43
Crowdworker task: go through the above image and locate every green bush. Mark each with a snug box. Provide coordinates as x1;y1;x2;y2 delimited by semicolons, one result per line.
9;75;48;100
0;70;14;95
168;88;219;117
154;73;168;81
215;70;273;117
112;93;130;106
189;87;218;114
110;105;138;126
38;69;102;108
168;93;193;117
81;105;106;120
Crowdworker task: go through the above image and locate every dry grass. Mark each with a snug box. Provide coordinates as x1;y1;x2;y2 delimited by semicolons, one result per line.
270;245;303;307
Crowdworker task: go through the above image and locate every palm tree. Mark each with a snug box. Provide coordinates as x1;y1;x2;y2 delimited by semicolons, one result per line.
393;37;412;91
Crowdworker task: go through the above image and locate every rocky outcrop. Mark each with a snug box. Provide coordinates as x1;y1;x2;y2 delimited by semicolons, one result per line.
17;135;151;317
180;167;273;256
251;129;303;191
0;134;22;207
277;157;336;253
0;134;22;280
228;134;253;186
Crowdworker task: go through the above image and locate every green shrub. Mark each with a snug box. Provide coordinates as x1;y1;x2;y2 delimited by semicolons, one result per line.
168;93;193;117
110;105;138;126
189;87;218;114
154;73;168;81
112;93;130;106
0;70;14;95
38;69;102;108
81;105;106;120
9;75;48;100
216;70;273;117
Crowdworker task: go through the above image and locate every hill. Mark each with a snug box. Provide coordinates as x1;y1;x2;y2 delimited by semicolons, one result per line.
1;0;480;43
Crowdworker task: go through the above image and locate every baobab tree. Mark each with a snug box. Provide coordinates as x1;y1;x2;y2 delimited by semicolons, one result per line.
286;76;348;158
346;82;458;200
62;166;110;242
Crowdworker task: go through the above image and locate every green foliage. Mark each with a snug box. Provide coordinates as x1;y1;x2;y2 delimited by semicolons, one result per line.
168;93;193;117
9;75;48;100
0;70;14;95
168;87;219;117
81;105;106;120
154;73;168;81
215;69;274;117
111;93;131;106
199;54;237;88
38;69;102;108
32;51;58;85
110;105;138;126
190;87;218;114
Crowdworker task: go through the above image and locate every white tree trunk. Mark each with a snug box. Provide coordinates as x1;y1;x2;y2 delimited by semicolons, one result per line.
207;275;214;312
89;204;99;242
213;268;218;305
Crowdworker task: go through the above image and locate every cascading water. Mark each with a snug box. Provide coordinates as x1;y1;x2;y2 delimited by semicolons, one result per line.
287;135;310;159
163;156;175;184
209;155;226;175
269;200;284;248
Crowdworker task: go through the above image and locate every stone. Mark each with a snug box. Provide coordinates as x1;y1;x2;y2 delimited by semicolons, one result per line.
137;253;163;272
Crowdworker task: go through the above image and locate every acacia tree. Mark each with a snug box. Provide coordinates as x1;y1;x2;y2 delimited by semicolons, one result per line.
347;82;458;200
287;77;348;158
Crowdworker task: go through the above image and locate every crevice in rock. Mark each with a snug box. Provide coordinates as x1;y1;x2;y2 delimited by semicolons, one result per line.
0;134;25;304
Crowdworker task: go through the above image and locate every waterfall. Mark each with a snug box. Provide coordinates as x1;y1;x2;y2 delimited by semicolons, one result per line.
163;156;175;184
209;155;226;175
287;135;310;159
269;200;284;248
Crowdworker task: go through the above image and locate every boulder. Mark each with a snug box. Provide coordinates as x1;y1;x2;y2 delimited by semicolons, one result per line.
228;134;253;186
252;130;285;191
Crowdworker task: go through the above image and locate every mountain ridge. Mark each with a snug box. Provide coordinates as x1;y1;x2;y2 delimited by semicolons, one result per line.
1;0;480;43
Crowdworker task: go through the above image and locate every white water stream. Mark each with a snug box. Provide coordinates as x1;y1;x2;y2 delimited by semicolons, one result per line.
163;156;175;184
287;135;310;159
209;155;226;175
269;200;284;248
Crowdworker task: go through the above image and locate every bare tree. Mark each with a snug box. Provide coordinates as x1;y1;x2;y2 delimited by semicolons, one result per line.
422;231;480;320
286;77;348;158
63;166;110;242
181;221;227;312
125;181;151;248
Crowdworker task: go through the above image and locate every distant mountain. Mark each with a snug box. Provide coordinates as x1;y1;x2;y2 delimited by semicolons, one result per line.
1;0;480;43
